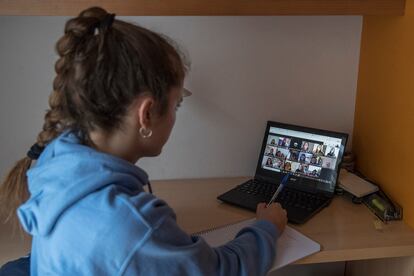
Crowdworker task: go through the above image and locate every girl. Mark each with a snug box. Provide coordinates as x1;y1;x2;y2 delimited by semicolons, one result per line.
0;7;287;275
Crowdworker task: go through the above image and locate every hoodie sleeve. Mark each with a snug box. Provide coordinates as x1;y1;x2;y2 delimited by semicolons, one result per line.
119;215;279;276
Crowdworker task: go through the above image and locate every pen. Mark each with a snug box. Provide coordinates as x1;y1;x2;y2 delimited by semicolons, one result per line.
266;173;291;207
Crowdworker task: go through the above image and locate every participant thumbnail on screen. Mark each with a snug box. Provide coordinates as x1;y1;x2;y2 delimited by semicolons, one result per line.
275;147;290;159
312;144;325;156
278;137;291;148
264;145;277;157
262;156;274;168
262;156;285;172
274;158;284;169
283;161;292;171
291;162;308;174
288;149;300;162
321;156;336;169
290;137;303;150
298;152;313;164
301;141;318;153
310;156;322;166
307;165;322;177
267;135;279;146
325;145;339;158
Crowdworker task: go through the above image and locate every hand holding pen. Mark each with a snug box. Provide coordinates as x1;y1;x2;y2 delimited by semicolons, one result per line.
256;173;290;234
256;202;288;234
266;172;291;207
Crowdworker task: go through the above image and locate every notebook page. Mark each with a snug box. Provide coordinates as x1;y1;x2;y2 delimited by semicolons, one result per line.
195;218;320;270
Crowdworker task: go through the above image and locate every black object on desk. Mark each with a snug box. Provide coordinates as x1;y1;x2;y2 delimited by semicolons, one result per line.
218;120;348;224
363;189;403;222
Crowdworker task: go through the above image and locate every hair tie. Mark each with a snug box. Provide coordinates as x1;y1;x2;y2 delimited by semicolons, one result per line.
100;13;115;29
27;143;45;160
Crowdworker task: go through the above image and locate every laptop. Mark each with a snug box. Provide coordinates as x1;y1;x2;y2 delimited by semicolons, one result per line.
217;121;348;224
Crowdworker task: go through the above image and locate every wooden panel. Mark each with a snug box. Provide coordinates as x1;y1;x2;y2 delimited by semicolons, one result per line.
0;0;406;16
271;262;345;276
346;256;414;276
354;0;414;231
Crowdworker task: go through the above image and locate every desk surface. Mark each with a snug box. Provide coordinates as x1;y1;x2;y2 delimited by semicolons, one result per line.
1;177;414;266
152;177;414;264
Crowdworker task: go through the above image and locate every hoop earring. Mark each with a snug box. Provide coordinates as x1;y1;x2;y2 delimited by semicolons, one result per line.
139;127;152;138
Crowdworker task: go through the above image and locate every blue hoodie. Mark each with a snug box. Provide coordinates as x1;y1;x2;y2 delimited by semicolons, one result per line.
18;131;279;275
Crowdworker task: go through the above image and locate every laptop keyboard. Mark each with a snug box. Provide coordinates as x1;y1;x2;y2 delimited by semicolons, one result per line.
235;179;326;211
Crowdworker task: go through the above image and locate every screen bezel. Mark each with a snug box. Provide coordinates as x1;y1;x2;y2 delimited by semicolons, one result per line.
255;121;348;196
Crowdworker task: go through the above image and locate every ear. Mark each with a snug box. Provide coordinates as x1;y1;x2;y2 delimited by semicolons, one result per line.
137;96;155;129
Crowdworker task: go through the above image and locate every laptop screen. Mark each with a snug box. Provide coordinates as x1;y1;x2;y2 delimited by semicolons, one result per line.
257;122;348;194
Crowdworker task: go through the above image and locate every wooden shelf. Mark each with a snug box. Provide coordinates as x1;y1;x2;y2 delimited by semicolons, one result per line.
0;0;406;16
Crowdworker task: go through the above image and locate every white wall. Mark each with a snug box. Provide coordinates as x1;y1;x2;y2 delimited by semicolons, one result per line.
0;16;362;180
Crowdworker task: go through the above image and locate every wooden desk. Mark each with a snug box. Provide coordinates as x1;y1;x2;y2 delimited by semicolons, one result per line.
151;177;414;264
2;176;414;271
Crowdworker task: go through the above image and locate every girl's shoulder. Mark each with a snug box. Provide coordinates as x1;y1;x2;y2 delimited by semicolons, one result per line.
117;191;176;230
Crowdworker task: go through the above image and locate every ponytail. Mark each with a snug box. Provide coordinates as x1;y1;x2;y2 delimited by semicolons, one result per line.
0;8;98;225
0;80;66;226
0;157;32;224
0;104;65;225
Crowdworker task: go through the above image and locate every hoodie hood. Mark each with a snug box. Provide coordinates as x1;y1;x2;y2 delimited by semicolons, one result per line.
17;131;148;237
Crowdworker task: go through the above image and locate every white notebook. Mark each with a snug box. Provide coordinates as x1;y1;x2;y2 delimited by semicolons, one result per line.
195;218;320;271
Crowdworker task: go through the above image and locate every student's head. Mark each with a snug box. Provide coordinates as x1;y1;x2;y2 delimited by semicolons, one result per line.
55;7;187;156
300;154;306;162
0;6;188;224
303;142;309;151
